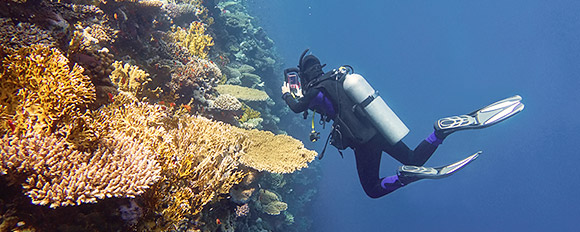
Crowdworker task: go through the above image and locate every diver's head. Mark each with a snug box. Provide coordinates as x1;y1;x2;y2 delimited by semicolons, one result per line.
298;49;324;84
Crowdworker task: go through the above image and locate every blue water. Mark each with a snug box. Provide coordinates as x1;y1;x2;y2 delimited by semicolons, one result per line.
248;1;580;231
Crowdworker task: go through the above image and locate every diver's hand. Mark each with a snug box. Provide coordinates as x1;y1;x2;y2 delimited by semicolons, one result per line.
281;83;290;94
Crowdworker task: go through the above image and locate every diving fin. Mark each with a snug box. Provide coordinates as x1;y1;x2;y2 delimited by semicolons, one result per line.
398;151;481;184
435;95;524;136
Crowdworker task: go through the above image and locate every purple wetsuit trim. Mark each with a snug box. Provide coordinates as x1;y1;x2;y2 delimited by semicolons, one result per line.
381;175;404;192
426;131;444;146
308;91;336;118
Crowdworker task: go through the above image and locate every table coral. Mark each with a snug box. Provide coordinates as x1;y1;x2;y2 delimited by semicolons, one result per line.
236;129;318;174
0;131;161;208
215;84;270;102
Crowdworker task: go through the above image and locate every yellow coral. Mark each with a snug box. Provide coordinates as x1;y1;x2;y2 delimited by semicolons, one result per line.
239;104;261;123
0;44;96;148
91;100;315;229
237;129;317;173
257;189;288;215
0;131;161;208
169;21;214;59
215;84;270;102
109;61;151;96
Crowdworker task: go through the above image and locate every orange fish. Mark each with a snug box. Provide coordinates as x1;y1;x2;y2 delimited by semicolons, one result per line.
159;100;165;105
107;92;114;101
216;218;221;225
114;13;118;20
169;102;176;107
183;105;192;112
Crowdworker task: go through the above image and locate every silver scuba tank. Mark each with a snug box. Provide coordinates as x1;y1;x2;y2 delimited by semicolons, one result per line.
342;73;409;145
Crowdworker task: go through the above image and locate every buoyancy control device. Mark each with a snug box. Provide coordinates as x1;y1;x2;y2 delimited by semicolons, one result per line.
342;72;409;145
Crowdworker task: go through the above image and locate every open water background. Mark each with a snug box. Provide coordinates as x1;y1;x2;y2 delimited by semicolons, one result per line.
247;1;580;231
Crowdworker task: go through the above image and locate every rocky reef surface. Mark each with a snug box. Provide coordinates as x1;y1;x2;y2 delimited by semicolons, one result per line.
0;0;320;231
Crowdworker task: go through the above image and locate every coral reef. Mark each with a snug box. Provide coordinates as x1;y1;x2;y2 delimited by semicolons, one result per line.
0;18;55;50
167;57;222;104
0;0;322;231
109;60;151;96
0;44;97;149
256;189;288;216
215;84;270;102
211;93;242;111
0;131;161;208
238;129;317;174
168;21;214;59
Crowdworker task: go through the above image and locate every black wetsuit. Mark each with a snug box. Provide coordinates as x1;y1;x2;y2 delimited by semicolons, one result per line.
283;81;442;198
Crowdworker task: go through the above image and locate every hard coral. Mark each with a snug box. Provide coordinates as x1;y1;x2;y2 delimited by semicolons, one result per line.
257;189;288;216
236;129;317;174
168;21;214;59
211;94;242;111
109;61;151;96
215;84;269;102
167;57;222;102
0;131;161;208
0;44;96;148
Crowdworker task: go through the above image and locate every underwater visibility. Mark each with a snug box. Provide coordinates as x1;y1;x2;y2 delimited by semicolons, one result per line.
2;0;580;231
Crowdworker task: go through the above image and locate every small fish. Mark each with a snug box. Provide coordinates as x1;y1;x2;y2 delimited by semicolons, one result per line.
169;102;176;107
216;218;221;225
159;100;165;105
107;93;114;102
114;13;118;20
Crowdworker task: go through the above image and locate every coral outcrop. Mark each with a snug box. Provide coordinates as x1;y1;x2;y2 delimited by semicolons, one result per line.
0;131;161;208
0;44;97;149
238;129;317;173
256;189;288;216
109;61;151;96
215;84;270;102
168;21;214;59
211;94;242;111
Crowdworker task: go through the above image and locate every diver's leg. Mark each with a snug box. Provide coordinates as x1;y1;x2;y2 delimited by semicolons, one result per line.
354;144;404;198
385;131;443;166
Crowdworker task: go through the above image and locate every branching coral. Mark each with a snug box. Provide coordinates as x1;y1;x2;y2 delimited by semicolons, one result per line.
0;131;161;208
109;61;152;96
93;99;316;228
168;21;214;59
215;84;269;102
0;44;97;149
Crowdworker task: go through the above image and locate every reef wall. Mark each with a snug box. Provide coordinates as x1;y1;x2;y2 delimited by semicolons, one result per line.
0;0;320;231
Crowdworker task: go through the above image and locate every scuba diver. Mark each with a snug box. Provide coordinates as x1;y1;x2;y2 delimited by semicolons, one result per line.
281;49;524;198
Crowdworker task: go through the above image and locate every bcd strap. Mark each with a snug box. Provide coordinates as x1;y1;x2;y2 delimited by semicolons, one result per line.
360;91;379;108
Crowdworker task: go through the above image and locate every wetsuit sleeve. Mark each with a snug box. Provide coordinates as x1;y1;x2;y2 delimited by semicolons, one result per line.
282;89;319;113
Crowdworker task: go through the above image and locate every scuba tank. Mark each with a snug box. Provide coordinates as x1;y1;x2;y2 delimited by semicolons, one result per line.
342;73;409;145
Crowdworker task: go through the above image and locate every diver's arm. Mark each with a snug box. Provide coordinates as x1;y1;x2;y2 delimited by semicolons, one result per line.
282;89;319;113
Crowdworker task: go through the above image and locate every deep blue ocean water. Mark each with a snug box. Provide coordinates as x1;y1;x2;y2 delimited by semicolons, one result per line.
247;1;580;231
